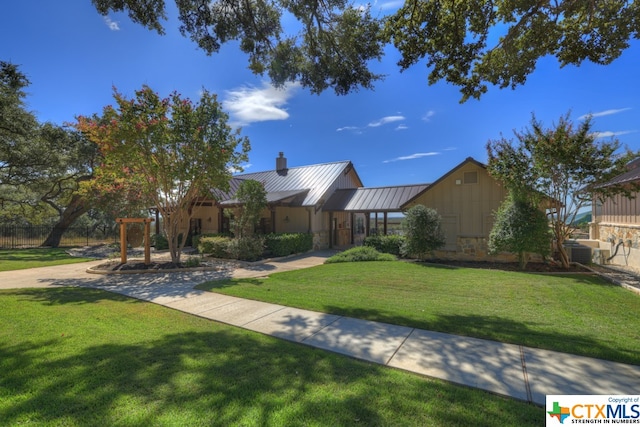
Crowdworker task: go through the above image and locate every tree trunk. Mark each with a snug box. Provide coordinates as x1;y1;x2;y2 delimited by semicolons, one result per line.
557;244;571;269
41;195;88;247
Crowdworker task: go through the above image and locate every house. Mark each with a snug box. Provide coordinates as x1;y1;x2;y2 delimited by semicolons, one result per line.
588;158;640;268
402;157;508;259
188;154;509;259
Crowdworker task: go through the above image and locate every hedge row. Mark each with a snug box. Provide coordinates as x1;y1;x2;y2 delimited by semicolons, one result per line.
363;234;405;256
197;235;264;262
264;233;313;257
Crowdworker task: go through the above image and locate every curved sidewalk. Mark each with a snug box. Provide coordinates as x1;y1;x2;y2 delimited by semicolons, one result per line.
1;251;639;406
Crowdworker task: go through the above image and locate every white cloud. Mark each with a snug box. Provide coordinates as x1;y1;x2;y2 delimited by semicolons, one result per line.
229;163;252;174
368;115;405;127
579;108;631;120
224;82;300;127
337;126;360;132
422;110;436;122
103;16;120;31
395;124;408;131
383;152;440;163
378;0;404;10
591;130;636;139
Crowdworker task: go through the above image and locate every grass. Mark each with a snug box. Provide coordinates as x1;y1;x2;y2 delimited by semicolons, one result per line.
0;248;94;271
0;287;543;426
197;261;640;365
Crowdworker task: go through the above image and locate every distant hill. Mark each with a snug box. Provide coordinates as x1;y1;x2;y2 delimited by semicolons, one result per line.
571;211;592;226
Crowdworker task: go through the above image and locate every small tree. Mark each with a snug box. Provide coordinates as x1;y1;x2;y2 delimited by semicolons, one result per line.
487;113;639;269
231;179;267;238
76;85;249;264
488;192;551;269
401;204;445;260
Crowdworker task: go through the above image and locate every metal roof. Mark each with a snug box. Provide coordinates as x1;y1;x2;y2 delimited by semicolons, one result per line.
323;184;430;212
597;158;640;188
211;160;356;207
219;189;310;206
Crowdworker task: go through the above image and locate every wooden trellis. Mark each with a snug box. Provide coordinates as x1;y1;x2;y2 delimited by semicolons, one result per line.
115;218;154;264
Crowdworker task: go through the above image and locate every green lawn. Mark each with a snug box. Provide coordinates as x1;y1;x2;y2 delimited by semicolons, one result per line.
0;248;94;271
197;261;640;365
0;287;542;426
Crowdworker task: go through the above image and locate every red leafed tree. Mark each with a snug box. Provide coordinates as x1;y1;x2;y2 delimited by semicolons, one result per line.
76;85;249;263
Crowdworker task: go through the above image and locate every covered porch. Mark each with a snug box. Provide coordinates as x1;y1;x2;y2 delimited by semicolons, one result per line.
323;184;430;248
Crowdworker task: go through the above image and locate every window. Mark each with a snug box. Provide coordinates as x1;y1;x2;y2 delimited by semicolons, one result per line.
463;171;478;184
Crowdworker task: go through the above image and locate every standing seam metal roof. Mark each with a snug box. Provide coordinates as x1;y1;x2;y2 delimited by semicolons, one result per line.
323;184;430;212
211;160;355;207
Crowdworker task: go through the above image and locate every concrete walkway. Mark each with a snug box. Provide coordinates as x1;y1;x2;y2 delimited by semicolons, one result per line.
1;251;639;406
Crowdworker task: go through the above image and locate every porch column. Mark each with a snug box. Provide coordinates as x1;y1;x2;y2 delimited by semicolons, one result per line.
329;212;334;248
350;212;354;244
383;212;388;235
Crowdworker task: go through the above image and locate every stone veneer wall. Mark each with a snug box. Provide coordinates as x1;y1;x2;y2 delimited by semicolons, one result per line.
595;223;640;248
593;223;640;269
431;236;518;262
313;231;329;250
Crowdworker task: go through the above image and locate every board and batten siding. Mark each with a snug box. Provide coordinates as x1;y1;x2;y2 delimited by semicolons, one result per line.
405;162;507;249
598;192;640;225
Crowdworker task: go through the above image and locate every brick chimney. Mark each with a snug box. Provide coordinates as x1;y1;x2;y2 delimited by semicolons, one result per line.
276;152;287;172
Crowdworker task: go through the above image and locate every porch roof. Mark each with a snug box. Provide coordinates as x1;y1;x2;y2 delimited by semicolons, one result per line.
323;184;430;212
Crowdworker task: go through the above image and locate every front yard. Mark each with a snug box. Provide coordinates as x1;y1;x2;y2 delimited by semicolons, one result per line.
0;287;543;426
197;261;640;365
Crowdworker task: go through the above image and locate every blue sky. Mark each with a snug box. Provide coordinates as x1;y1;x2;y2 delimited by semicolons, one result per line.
2;1;639;187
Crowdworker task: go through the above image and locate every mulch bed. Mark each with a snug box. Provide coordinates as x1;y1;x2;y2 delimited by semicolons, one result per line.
94;261;188;272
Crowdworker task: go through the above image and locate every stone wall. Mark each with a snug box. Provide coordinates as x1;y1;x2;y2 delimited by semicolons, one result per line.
431;236;518;262
313;231;329;250
592;222;640;269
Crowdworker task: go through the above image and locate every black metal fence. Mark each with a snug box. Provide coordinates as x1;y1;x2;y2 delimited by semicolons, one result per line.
0;225;119;249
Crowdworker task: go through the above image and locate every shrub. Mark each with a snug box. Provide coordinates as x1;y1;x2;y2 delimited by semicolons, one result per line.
488;192;551;269
265;233;313;257
192;233;226;251
227;236;265;262
325;246;396;263
198;236;232;258
401;205;445;260
363;234;406;256
152;233;169;250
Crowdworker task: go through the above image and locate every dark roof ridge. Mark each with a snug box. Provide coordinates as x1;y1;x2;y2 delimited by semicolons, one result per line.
235;159;351;177
348;183;431;190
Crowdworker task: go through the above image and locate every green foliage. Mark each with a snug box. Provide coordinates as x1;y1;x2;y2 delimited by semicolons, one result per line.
488;193;551;269
401;205;445;260
91;1;639;100
232;179;267;238
325;246;396;263
1;62;100;245
363;234;406;256
227;236;265;262
385;1;639;101
76;85;250;263
265;233;313;257
198;236;232;258
152;233;168;250
198;235;265;261
486;112;639;268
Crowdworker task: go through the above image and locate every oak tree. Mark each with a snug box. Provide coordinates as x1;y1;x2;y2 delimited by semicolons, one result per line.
91;0;639;101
